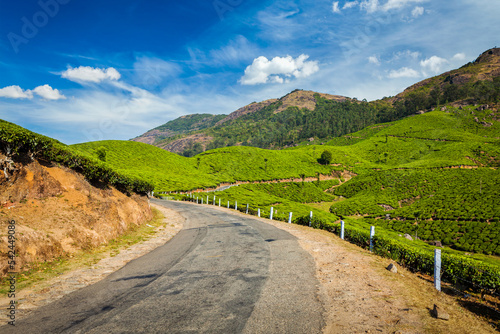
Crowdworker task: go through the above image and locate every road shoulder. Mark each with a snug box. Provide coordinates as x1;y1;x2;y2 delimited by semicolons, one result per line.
0;203;183;321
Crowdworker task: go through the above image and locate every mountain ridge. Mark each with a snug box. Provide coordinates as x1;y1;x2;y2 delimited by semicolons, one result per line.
134;48;500;156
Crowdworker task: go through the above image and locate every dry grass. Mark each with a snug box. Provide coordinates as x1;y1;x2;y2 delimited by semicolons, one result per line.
0;208;165;295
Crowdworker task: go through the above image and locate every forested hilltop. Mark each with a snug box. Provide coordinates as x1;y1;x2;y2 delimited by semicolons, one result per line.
134;48;500;157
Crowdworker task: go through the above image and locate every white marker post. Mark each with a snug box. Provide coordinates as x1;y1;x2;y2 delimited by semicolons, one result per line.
258;208;260;217
219;198;221;207
434;249;442;292
309;211;313;227
369;226;375;252
235;201;238;211
196;197;199;204
227;201;230;209
206;196;209;204
288;212;293;224
246;204;249;214
213;196;216;205
270;207;274;220
340;220;345;240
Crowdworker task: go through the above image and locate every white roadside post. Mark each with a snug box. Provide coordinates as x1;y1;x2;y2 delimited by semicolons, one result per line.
258;208;260;217
246;204;249;214
196;197;199;204
270;207;274;220
213;196;216;205
369;226;375;252
288;212;293;224
340;220;345;240
235;201;238;211
219;198;221;207
206;195;209;204
309;211;313;227
227;201;230;209
434;249;442;292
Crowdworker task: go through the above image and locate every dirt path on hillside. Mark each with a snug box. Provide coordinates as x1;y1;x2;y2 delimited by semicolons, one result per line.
162;171;356;195
0;204;183;320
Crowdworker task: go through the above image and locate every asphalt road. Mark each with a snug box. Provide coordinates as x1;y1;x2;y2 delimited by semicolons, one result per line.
2;200;324;333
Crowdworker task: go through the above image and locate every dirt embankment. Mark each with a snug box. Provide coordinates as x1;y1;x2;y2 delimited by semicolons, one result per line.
0;154;152;277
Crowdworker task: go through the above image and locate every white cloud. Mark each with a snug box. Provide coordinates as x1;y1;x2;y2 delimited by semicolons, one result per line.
420;55;448;75
411;6;424;17
368;55;380;65
240;54;319;85
0;85;33;99
452;53;466;61
360;0;380;13
33;85;66;100
391;50;421;62
343;1;359;9
360;0;428;13
332;1;341;13
388;67;420;78
61;66;121;84
208;35;257;66
382;0;428;11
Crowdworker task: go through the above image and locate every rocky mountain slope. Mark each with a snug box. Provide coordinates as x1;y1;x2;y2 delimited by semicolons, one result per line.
134;48;500;156
133;113;226;145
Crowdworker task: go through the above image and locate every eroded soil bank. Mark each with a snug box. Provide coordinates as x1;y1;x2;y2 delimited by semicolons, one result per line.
0;154;152;277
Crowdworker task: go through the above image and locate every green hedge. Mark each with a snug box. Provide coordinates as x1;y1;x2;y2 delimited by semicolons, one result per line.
326;223;500;292
0;119;153;195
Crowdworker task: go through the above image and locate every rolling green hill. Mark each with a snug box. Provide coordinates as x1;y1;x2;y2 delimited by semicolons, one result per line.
80;103;499;259
72;141;339;191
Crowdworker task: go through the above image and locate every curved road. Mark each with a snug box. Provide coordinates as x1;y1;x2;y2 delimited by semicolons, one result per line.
3;200;324;333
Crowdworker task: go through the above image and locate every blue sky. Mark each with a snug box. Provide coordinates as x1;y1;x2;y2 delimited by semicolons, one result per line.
0;0;498;144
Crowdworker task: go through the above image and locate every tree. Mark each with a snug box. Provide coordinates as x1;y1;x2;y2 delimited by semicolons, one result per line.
318;150;332;165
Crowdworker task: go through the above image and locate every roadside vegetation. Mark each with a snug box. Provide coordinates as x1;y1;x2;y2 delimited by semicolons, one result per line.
0;119;153;195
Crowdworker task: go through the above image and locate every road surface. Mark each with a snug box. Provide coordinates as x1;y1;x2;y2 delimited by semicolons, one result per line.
2;199;324;333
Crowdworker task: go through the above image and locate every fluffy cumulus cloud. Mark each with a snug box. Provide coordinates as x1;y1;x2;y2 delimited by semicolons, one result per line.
387;52;468;80
388;67;420;78
240;54;319;85
33;85;66;100
61;66;121;84
0;85;33;99
0;84;65;100
452;53;466;61
420;55;448;75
